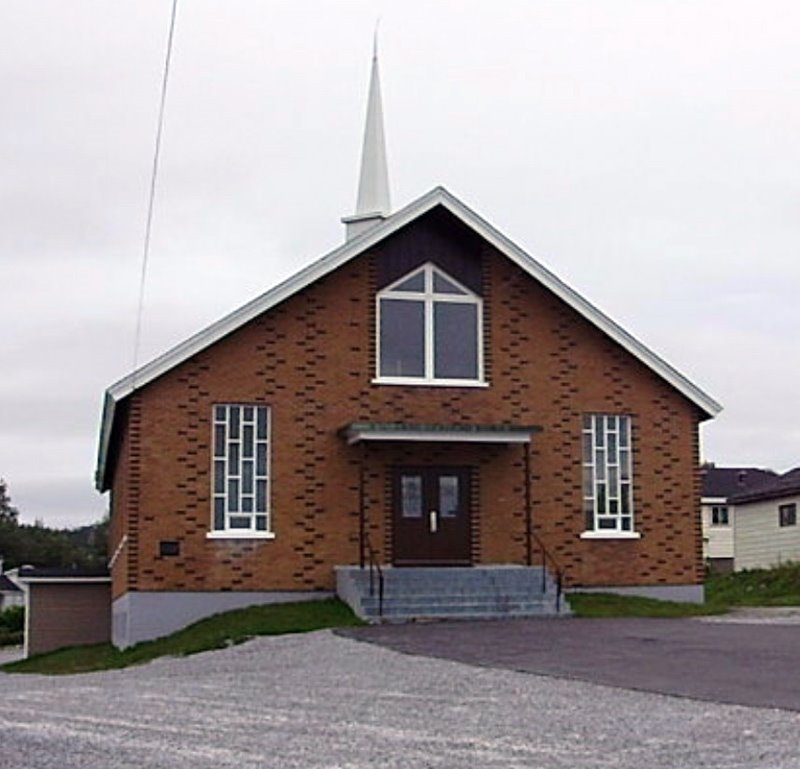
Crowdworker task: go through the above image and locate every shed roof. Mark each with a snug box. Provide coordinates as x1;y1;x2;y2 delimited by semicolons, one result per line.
16;566;110;584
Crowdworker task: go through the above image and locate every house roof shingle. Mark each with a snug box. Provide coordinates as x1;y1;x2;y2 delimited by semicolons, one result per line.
0;574;21;592
728;468;800;505
701;466;778;500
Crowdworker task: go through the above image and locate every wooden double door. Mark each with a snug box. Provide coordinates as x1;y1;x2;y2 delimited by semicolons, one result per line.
392;466;471;566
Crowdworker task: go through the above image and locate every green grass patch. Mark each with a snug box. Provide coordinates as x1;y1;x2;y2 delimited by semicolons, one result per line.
2;598;363;676
571;562;800;617
568;592;727;618
706;561;800;607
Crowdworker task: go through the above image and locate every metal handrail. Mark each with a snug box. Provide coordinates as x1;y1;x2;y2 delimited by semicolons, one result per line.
530;529;565;612
363;533;384;618
357;458;384;618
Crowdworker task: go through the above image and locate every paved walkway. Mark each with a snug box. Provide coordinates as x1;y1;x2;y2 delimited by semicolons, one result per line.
3;630;800;769
0;645;23;665
341;613;800;711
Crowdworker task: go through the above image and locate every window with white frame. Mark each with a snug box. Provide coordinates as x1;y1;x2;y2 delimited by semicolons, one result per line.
211;404;271;535
582;414;634;533
779;503;797;528
711;505;730;526
376;263;483;384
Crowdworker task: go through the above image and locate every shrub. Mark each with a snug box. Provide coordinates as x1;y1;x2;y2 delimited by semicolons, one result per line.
0;605;24;633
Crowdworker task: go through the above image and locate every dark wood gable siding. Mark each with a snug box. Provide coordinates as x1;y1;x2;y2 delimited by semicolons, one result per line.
374;206;484;294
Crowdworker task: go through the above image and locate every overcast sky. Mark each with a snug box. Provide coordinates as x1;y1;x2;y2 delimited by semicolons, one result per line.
1;1;798;528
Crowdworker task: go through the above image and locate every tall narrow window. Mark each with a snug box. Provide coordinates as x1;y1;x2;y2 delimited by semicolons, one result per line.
582;414;635;535
376;263;483;384
211;404;272;536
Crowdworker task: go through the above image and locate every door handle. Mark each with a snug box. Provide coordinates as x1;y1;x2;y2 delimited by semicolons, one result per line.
429;510;438;533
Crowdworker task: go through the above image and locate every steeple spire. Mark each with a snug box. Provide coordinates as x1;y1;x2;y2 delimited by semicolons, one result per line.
342;36;391;240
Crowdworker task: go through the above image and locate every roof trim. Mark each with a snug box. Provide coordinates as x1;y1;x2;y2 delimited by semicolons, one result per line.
342;422;542;445
17;577;111;585
96;186;721;490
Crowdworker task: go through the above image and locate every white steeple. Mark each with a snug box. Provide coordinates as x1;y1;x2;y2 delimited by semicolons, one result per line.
342;37;391;240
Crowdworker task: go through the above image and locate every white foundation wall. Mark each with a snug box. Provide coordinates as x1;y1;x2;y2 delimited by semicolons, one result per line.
112;591;334;648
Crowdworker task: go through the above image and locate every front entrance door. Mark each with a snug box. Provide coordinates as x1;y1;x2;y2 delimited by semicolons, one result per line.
392;467;471;566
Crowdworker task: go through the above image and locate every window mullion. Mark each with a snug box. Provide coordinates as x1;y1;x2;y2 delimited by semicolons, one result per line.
592;417;600;531
224;407;232;530
425;296;435;379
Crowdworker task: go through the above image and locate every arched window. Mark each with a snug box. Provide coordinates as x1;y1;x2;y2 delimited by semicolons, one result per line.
376;263;483;384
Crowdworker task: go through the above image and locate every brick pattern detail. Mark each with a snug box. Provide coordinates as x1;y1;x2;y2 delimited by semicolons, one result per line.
107;216;705;597
110;396;142;599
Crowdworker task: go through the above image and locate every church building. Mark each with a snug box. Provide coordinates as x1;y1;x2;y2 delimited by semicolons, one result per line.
96;49;721;647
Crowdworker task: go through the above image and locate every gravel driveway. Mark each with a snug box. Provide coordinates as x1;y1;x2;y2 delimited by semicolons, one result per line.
2;630;800;769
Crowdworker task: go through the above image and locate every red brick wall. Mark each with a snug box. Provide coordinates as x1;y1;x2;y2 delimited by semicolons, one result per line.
109;404;134;600
108;214;704;596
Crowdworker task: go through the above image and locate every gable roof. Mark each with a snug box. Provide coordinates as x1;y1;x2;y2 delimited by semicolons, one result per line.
0;574;22;593
96;186;722;490
728;468;800;505
701;466;778;500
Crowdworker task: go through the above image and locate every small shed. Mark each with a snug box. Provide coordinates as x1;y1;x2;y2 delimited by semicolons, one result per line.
16;567;111;658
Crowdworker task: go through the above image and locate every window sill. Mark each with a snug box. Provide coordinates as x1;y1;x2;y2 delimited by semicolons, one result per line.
372;377;488;388
206;531;276;541
580;530;642;540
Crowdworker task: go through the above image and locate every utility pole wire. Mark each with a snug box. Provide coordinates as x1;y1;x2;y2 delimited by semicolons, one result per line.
132;0;179;378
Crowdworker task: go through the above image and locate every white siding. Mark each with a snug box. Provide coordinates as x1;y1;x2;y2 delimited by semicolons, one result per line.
0;590;25;610
734;494;800;570
701;501;734;560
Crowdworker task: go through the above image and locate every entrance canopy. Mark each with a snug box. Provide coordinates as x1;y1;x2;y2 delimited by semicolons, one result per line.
341;422;541;445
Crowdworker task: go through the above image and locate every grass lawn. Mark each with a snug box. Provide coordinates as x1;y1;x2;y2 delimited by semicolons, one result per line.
2;598;363;676
705;561;800;607
570;561;800;618
567;592;726;618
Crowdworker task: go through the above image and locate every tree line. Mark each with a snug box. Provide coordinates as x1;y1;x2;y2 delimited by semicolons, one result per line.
0;479;108;571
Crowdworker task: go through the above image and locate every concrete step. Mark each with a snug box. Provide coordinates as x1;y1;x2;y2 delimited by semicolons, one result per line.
365;607;557;621
344;569;554;591
359;592;553;607
335;565;570;622
360;601;556;618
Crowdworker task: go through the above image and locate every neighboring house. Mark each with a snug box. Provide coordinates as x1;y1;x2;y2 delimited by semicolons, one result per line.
0;575;24;612
95;52;721;648
700;465;777;573
729;469;800;571
0;560;24;611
